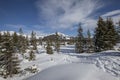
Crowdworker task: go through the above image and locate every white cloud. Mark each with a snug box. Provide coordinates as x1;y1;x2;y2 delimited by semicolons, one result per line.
36;0;103;31
4;24;27;29
112;15;120;24
102;10;120;17
102;10;120;25
81;18;97;31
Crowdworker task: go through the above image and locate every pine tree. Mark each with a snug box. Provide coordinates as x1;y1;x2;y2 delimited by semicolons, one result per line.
1;33;20;78
94;17;106;52
18;28;24;53
12;32;18;48
94;17;117;52
30;31;37;50
104;18;117;50
13;32;18;43
26;35;29;46
54;32;60;53
0;33;2;55
21;36;27;53
116;20;120;42
0;32;2;43
87;29;93;53
19;28;23;35
29;50;35;61
46;40;53;54
39;37;43;45
75;24;84;53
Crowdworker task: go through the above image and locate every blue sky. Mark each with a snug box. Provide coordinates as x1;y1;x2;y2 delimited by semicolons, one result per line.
0;0;120;36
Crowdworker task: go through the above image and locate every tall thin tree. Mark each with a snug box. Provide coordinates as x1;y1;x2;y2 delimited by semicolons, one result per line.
54;32;60;53
94;17;106;52
75;23;84;53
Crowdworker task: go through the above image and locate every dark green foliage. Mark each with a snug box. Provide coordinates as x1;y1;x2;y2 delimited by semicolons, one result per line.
26;36;30;46
75;24;84;53
0;30;31;77
19;28;23;35
29;50;35;61
104;18;118;50
30;31;37;50
94;17;106;52
46;40;53;54
0;33;2;43
13;32;18;44
12;32;19;52
87;30;94;53
39;37;43;45
18;28;28;53
94;17;117;52
116;20;120;42
54;32;60;52
0;32;20;77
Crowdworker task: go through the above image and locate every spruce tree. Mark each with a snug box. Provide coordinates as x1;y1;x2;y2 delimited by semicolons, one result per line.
18;28;24;53
105;18;117;49
116;20;120;42
26;35;29;46
75;24;84;53
1;33;20;78
46;40;53;54
87;29;93;53
30;31;37;50
54;32;60;53
39;37;42;45
13;32;18;43
21;36;27;53
19;28;23;35
29;50;35;61
94;17;117;51
94;17;106;52
0;32;2;43
12;32;18;49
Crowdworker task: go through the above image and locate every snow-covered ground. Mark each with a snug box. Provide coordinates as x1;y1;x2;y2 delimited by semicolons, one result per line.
0;45;120;80
26;63;119;80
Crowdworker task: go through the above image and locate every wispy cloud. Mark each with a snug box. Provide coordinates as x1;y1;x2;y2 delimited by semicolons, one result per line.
5;24;28;29
102;10;120;17
102;10;120;25
36;0;103;31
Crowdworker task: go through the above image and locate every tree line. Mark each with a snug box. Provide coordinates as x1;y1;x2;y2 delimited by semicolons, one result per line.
75;17;120;53
0;29;38;78
0;29;61;78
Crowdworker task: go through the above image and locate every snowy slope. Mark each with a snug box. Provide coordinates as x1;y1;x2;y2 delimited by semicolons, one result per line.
0;31;43;39
45;32;71;40
0;45;120;80
25;45;120;80
0;31;18;35
57;32;70;40
0;31;71;39
26;63;118;80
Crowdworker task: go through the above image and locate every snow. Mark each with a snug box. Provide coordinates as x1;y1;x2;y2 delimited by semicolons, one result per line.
0;31;43;39
0;31;71;39
46;32;71;40
0;31;15;35
0;45;120;80
26;63;118;80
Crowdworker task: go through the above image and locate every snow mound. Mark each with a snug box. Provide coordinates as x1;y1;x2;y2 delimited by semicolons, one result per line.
26;63;118;80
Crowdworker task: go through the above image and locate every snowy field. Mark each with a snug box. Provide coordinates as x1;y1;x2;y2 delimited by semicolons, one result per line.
0;45;120;80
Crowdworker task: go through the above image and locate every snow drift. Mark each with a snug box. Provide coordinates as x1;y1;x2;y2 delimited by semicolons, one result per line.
26;63;118;80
